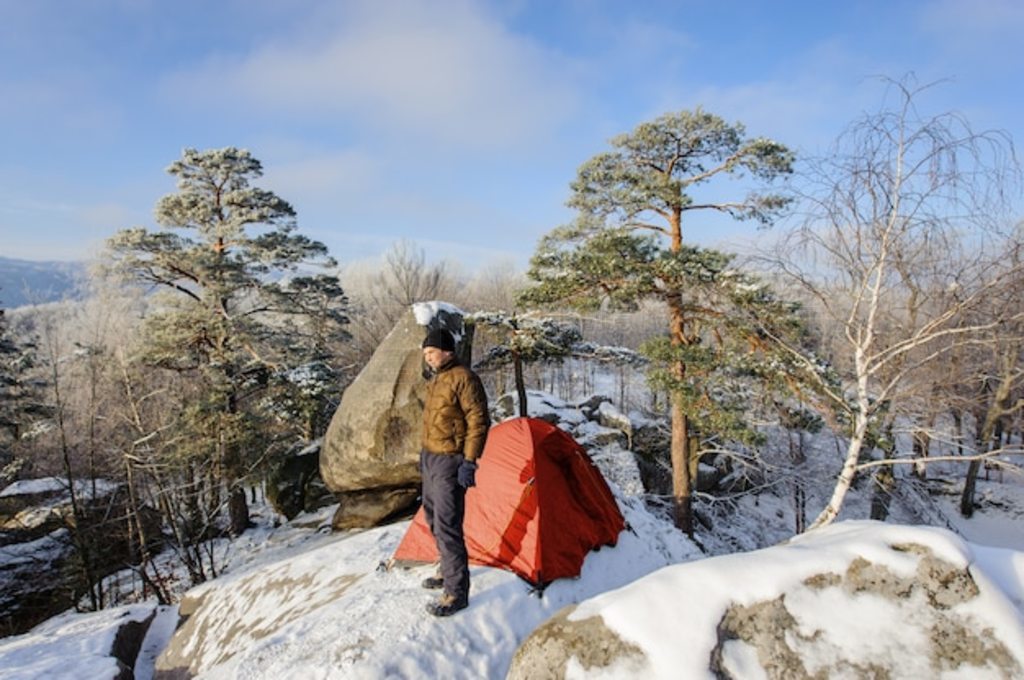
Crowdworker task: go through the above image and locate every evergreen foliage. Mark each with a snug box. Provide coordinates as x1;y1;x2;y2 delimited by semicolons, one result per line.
521;109;801;533
472;313;583;369
471;312;645;416
105;147;349;543
0;300;40;458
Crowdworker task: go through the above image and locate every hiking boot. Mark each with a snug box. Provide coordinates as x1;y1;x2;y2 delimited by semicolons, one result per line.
426;592;468;617
421;575;444;590
421;566;443;590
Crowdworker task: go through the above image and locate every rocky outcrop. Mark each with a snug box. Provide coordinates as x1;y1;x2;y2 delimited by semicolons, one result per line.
708;544;1014;679
265;441;334;520
508;523;1024;679
319;304;470;529
0;602;157;678
507;609;647;680
154;545;365;678
109;606;157;678
0;478;163;637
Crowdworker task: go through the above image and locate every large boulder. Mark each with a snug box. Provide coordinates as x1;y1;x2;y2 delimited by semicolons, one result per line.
508;521;1024;679
320;303;471;529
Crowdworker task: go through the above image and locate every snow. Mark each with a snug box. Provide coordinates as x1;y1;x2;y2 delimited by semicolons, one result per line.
0;479;67;498
0;528;69;566
942;481;1024;551
514;389;587;426
2;481;1024;679
588;446;646;497
411;301;467;347
3;405;1024;677
0;477;119;499
134;606;179;680
411;301;464;327
570;521;1024;679
152;491;700;679
0;604;153;680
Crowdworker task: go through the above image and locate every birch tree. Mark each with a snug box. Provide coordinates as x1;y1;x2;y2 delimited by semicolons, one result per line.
765;78;1022;529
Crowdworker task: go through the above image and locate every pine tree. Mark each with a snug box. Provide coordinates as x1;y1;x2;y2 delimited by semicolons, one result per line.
471;312;647;417
0;302;24;474
520;109;795;534
106;147;348;539
0;296;43;484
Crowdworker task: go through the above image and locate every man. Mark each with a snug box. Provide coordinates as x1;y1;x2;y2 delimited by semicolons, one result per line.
419;327;490;617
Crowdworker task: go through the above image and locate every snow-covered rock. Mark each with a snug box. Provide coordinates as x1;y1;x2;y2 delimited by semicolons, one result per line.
0;477;120;522
508;521;1024;679
0;603;156;680
596;400;633;441
152;493;699;678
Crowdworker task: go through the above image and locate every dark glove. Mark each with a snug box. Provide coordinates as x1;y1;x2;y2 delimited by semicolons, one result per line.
457;460;477;488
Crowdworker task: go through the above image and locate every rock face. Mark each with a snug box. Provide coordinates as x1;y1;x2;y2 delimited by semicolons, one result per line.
508;523;1024;679
708;544;1014;679
154;538;368;678
507;609;648;680
0;478;163;637
264;441;334;521
319;304;470;529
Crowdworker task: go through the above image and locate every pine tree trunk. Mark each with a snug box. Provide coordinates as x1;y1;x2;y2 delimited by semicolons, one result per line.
666;295;693;535
228;485;250;536
666;209;694;535
671;397;693;535
514;353;528;417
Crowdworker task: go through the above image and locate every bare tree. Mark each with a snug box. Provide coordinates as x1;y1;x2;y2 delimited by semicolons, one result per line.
461;259;527;312
342;240;458;363
953;235;1024;515
765;77;1022;529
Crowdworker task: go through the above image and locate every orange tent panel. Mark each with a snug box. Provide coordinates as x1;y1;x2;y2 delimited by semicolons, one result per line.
392;417;625;587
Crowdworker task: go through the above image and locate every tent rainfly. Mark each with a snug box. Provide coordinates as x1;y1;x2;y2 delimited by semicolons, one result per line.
392;416;626;587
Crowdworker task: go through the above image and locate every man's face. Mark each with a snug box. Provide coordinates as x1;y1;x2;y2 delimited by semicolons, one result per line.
423;347;451;370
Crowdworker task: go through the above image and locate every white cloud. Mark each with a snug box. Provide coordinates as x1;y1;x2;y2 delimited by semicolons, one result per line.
161;0;581;151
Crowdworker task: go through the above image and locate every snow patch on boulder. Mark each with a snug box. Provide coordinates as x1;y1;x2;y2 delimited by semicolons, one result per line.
510;521;1024;679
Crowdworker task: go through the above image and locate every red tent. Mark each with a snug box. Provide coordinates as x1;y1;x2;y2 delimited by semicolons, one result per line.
392;417;626;587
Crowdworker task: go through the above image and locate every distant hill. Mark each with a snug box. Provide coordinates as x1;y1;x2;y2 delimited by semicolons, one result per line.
0;257;86;308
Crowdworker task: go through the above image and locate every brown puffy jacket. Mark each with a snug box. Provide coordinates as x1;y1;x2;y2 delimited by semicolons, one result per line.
421;359;490;461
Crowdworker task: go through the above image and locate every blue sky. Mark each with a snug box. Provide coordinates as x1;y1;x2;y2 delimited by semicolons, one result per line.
1;0;1022;270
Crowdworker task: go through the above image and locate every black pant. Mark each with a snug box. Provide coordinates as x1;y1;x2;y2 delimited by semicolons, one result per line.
420;450;469;601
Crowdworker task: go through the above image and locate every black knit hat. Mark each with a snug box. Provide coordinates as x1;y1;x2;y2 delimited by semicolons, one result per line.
422;328;456;352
